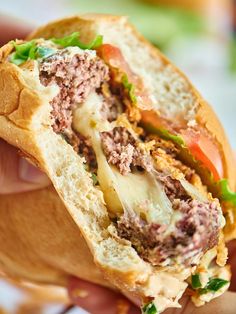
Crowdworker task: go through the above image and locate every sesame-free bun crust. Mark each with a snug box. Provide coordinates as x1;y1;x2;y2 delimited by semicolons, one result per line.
28;14;236;192
0;186;109;287
0;14;234;311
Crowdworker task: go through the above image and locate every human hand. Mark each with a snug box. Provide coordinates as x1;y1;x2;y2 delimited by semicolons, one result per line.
0;15;50;194
67;240;236;314
0;139;50;194
0;14;32;46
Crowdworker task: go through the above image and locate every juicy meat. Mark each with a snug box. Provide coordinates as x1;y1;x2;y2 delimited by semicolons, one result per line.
117;199;221;266
100;127;152;175
158;175;190;202
39;49;109;133
63;131;97;172
100;83;123;122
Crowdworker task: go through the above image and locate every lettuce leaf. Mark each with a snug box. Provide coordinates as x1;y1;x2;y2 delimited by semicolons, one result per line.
141;124;236;203
121;74;137;103
10;32;102;66
142;302;157;314
158;128;185;146
51;32;103;49
218;179;236;205
142;123;185;147
10;40;56;65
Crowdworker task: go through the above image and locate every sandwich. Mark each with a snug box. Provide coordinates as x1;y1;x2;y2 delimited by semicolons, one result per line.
0;14;235;314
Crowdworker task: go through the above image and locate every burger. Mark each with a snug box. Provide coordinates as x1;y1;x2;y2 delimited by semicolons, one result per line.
0;14;235;314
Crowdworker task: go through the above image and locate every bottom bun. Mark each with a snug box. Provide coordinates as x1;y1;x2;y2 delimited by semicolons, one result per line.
0;186;111;288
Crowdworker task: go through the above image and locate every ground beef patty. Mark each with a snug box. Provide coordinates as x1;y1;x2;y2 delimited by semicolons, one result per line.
100;127;152;175
39;49;109;133
117;199;221;266
100;83;123;122
158;175;190;202
62;130;97;172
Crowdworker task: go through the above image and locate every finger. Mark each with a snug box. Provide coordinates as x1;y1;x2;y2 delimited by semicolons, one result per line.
227;240;236;291
68;277;140;314
165;292;236;314
0;139;50;194
0;14;32;46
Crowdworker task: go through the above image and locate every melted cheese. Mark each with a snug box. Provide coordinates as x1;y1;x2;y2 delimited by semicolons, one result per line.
73;92;172;224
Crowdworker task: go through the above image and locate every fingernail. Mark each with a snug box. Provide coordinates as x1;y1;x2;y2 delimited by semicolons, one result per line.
18;157;50;185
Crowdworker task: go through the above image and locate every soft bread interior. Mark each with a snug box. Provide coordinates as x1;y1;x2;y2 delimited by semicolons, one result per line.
28;14;236;235
29;15;197;121
0;58;190;310
0;14;234;311
0;186;108;287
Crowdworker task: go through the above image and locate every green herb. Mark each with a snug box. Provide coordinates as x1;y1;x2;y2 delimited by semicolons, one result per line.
91;173;98;185
218;179;236;205
121;74;137;103
191;274;202;289
142;302;157;314
51;32;103;50
199;278;229;295
10;40;56;65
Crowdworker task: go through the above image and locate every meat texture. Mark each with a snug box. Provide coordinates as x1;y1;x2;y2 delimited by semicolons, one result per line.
39;49;109;133
100;127;152;175
118;199;221;266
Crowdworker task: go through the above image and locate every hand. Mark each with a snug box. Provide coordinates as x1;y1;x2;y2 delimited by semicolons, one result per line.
0;14;32;46
67;241;236;313
0;15;50;194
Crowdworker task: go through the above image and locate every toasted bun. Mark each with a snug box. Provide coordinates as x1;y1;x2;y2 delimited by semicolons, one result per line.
28;14;236;192
0;14;234;311
0;186;110;287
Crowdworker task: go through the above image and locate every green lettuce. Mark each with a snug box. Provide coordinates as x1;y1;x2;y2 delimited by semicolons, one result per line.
142;123;185;147
218;179;236;205
10;40;56;65
142;124;236;205
121;74;137;103
158;128;185;146
51;32;103;49
10;32;103;66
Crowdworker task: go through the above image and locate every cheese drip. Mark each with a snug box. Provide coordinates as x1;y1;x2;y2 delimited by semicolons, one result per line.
73;92;173;224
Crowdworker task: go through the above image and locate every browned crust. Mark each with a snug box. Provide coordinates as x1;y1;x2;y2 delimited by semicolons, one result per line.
0;185;111;288
27;14;236;192
0;14;234;288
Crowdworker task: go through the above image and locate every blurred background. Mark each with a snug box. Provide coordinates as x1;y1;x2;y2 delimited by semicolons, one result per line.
0;0;235;313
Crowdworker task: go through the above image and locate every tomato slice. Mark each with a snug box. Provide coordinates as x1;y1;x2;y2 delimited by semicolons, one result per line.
97;45;224;180
97;44;153;108
181;129;224;181
141;111;224;181
97;44;134;78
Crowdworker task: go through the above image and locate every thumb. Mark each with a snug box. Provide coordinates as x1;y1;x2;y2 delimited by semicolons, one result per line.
165;292;236;314
0;139;50;194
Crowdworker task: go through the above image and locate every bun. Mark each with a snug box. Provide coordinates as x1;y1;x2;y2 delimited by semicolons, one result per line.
0;14;234;311
0;186;109;287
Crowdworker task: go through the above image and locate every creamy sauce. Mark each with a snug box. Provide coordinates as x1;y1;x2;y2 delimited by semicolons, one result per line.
144;269;191;313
